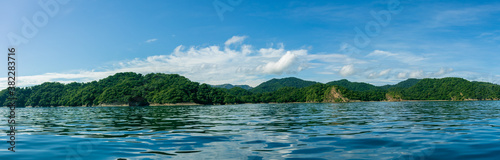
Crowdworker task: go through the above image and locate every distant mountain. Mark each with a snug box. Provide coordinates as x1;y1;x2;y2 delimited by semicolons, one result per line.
380;78;421;90
326;79;380;91
251;77;318;93
211;84;253;90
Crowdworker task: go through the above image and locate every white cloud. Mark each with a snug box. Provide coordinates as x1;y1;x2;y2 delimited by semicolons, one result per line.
0;36;313;88
225;36;248;46
0;36;478;89
397;72;408;79
380;69;391;76
259;50;308;74
478;30;500;41
409;70;425;78
2;70;117;88
430;5;500;28
433;68;453;76
366;50;426;65
368;69;391;79
339;64;356;76
396;68;453;79
366;50;397;57
145;38;158;43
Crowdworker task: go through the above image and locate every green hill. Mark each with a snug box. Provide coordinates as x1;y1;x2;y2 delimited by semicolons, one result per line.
211;84;253;90
380;78;421;90
389;77;500;100
0;72;232;106
1;73;499;107
250;77;318;93
326;79;380;91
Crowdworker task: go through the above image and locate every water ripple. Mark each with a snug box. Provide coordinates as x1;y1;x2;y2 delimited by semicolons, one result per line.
1;101;500;159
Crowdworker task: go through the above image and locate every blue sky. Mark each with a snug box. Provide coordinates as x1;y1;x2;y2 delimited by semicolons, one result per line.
1;0;499;88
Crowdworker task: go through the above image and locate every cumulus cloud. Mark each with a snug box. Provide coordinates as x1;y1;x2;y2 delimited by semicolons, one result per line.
259;50;308;74
145;38;158;43
0;36;315;88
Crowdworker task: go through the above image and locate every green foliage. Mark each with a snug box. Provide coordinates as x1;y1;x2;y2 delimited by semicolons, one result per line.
211;84;253;90
398;77;500;100
0;73;499;107
251;77;318;93
380;78;421;90
326;79;380;91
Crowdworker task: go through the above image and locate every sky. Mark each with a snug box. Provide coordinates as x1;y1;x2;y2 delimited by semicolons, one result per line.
0;0;499;88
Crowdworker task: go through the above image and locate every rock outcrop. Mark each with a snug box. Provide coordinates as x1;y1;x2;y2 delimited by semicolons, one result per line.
323;86;349;102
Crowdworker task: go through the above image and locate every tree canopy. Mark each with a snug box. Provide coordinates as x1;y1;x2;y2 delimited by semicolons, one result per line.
1;73;498;107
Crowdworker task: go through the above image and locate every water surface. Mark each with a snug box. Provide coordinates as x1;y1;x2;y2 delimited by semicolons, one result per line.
1;101;500;159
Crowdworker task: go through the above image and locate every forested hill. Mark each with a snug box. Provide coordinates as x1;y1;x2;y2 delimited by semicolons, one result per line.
387;77;500;101
380;78;421;90
326;79;380;91
250;77;318;93
211;84;253;90
1;72;499;107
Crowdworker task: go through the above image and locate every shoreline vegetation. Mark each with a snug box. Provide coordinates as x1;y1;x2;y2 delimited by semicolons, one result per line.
1;72;500;107
14;99;500;108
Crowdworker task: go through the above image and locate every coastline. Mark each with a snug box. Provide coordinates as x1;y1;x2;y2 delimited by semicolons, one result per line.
4;99;500;108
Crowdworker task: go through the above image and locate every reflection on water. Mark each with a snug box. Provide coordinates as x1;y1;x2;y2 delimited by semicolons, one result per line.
1;101;500;159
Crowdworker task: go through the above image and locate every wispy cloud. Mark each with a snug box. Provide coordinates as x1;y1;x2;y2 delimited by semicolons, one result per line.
367;69;392;79
429;5;500;28
396;68;454;79
145;38;158;43
366;50;426;65
478;30;500;42
225;36;247;46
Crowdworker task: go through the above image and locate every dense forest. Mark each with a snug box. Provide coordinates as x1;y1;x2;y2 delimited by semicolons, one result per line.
1;72;499;107
211;84;253;90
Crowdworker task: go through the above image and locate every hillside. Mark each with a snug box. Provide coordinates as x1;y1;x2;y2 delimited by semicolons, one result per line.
250;77;319;93
211;84;253;90
1;73;499;107
389;77;500;101
326;79;380;91
0;73;231;106
380;78;421;90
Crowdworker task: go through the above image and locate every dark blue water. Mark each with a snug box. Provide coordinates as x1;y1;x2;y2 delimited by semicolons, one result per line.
1;101;500;160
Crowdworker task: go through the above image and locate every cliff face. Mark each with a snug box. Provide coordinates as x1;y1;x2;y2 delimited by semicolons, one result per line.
323;86;349;102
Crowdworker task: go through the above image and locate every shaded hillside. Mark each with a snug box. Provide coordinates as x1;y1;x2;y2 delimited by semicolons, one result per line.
380;78;421;90
211;84;253;90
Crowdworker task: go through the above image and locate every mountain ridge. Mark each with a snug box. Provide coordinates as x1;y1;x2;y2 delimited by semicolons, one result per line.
211;84;253;90
1;72;499;107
